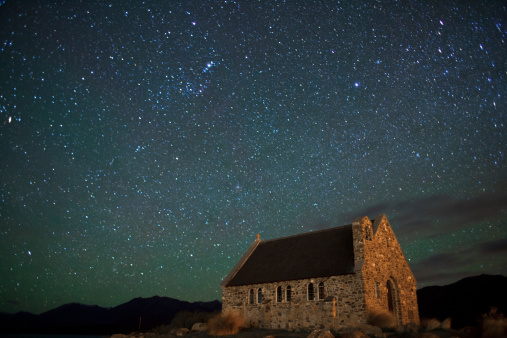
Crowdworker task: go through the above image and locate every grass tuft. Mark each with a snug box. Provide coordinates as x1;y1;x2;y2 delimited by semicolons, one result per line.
422;318;441;330
207;310;245;336
367;310;396;329
482;307;507;338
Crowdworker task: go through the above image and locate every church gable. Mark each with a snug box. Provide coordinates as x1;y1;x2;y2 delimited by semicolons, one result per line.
360;214;419;325
372;214;398;248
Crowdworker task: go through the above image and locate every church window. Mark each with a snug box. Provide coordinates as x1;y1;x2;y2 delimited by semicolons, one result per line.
257;288;263;303
249;289;254;304
318;282;325;300
277;286;283;303
286;285;292;302
308;283;314;301
375;282;380;298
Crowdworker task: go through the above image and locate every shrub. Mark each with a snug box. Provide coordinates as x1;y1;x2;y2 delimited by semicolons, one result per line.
367;310;396;329
207;310;244;336
482;308;507;338
422;318;441;331
420;317;451;331
441;317;451;330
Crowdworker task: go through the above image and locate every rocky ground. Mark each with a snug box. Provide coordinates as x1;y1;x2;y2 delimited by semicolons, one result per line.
111;324;483;338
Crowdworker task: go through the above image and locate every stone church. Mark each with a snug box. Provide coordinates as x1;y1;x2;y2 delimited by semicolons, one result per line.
221;215;420;330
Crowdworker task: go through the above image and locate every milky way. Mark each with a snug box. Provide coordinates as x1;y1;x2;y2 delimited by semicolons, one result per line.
0;1;506;314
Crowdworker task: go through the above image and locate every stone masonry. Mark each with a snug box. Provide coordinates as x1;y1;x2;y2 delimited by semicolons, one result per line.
353;215;420;326
221;214;420;330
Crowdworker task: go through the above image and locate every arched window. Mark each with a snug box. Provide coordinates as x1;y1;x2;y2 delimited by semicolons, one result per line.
286;285;292;302
276;286;283;303
318;282;325;300
387;281;394;313
249;289;254;304
308;283;314;301
257;288;263;303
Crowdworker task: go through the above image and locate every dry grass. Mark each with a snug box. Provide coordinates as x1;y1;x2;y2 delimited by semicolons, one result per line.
482;308;507;338
440;317;451;330
421;318;442;331
207;310;245;336
367;310;396;329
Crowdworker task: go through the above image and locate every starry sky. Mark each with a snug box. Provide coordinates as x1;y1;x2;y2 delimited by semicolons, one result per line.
0;0;506;315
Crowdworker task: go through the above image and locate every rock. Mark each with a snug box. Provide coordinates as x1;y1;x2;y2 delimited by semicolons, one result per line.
418;333;441;338
398;322;419;333
424;318;441;330
176;327;190;336
358;324;383;337
111;335;129;338
191;322;208;331
441;317;451;329
307;329;335;338
458;326;479;337
340;330;369;338
142;334;158;338
128;333;143;338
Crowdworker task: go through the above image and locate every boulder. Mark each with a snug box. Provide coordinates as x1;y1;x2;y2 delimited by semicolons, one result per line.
423;318;441;331
176;327;190;336
191;322;208;331
307;329;335;338
441;317;451;329
397;322;420;334
340;330;369;338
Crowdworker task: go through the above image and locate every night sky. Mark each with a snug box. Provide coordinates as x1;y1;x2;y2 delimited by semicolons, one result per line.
1;0;506;315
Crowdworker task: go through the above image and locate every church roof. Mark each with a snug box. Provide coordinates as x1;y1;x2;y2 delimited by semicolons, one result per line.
225;224;355;287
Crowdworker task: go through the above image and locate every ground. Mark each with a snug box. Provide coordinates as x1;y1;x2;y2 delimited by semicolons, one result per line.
117;326;480;338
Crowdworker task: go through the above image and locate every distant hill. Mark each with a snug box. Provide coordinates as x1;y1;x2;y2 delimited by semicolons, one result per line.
417;274;507;329
0;296;221;334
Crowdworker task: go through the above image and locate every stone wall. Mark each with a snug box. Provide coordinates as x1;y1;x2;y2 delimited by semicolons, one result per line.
222;273;368;331
355;215;420;325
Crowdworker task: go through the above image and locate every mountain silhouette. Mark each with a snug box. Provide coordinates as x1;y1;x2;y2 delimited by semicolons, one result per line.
417;274;507;329
0;296;221;334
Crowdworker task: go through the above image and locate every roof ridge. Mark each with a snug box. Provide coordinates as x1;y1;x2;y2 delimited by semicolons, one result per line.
261;223;352;243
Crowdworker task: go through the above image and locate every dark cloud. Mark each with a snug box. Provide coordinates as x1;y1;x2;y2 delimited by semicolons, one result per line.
412;238;507;287
477;238;507;255
340;190;507;241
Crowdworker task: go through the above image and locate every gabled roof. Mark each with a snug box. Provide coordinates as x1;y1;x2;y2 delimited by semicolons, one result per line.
225;224;355;287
